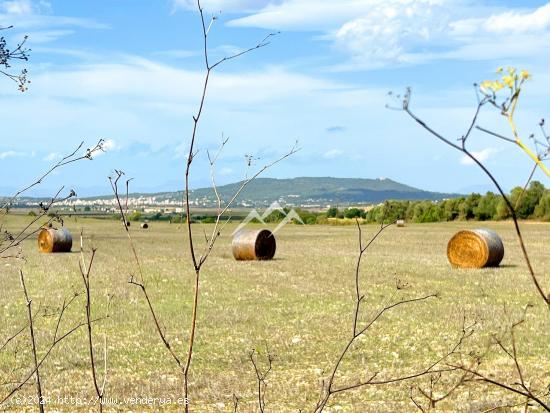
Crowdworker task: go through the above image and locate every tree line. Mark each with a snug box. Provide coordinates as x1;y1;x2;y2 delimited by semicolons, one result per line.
363;180;550;223
105;181;550;225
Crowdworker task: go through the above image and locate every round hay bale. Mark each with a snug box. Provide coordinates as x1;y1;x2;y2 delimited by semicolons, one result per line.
140;222;149;229
447;228;504;269
232;229;276;261
38;227;72;253
396;219;405;227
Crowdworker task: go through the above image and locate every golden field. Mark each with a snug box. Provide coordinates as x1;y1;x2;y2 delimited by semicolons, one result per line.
1;216;549;412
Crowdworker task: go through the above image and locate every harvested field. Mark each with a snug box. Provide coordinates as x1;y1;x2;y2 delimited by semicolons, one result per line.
1;216;549;412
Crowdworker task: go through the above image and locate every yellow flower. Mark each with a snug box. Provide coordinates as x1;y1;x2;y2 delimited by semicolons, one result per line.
492;81;504;91
502;75;514;88
480;80;492;93
480;80;504;93
520;69;531;80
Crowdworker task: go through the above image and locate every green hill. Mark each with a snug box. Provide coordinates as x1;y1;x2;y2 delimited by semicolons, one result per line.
172;177;458;206
3;177;459;208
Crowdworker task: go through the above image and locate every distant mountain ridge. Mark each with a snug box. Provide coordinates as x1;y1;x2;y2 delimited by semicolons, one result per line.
2;177;460;208
186;177;458;205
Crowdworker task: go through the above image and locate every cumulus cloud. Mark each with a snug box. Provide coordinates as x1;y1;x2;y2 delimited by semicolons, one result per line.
1;0;33;14
486;3;550;34
332;1;448;68
96;139;119;156
460;148;497;165
228;0;550;69
227;0;453;68
0;0;51;15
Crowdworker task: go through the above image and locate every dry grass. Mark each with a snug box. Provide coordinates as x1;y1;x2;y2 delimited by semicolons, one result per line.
1;216;549;412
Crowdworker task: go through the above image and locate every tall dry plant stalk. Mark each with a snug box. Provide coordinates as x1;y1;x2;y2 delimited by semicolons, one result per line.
79;231;110;412
109;2;297;411
0;141;106;410
402;86;549;311
400;70;550;410
1;140;105;260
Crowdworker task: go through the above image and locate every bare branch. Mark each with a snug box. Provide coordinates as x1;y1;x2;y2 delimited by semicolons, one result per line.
109;173;183;369
313;217;454;412
403;89;550;310
249;348;274;413
19;270;44;413
79;232;107;411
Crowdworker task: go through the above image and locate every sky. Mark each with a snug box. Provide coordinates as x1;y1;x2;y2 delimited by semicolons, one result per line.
1;0;550;197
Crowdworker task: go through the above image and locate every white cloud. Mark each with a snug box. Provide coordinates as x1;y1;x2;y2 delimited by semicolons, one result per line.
24;29;74;43
486;3;550;34
229;0;451;31
228;0;550;69
460;148;497;165
1;0;34;15
323;149;343;159
172;0;270;13
21;57;344;106
103;139;117;151
88;139;118;158
0;150;26;159
449;3;550;41
227;0;454;68
0;0;108;31
43;152;60;161
153;49;200;59
332;1;447;69
30;46;98;60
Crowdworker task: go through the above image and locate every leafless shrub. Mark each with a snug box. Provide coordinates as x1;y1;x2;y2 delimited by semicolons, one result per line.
0;140;105;260
1;283;88;406
249;347;274;413
0;136;106;409
311;218;475;412
0;260;110;411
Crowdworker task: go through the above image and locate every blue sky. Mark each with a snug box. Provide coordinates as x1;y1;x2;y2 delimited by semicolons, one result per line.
1;0;550;196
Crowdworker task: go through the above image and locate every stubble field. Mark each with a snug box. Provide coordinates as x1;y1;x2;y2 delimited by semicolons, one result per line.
1;215;549;412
